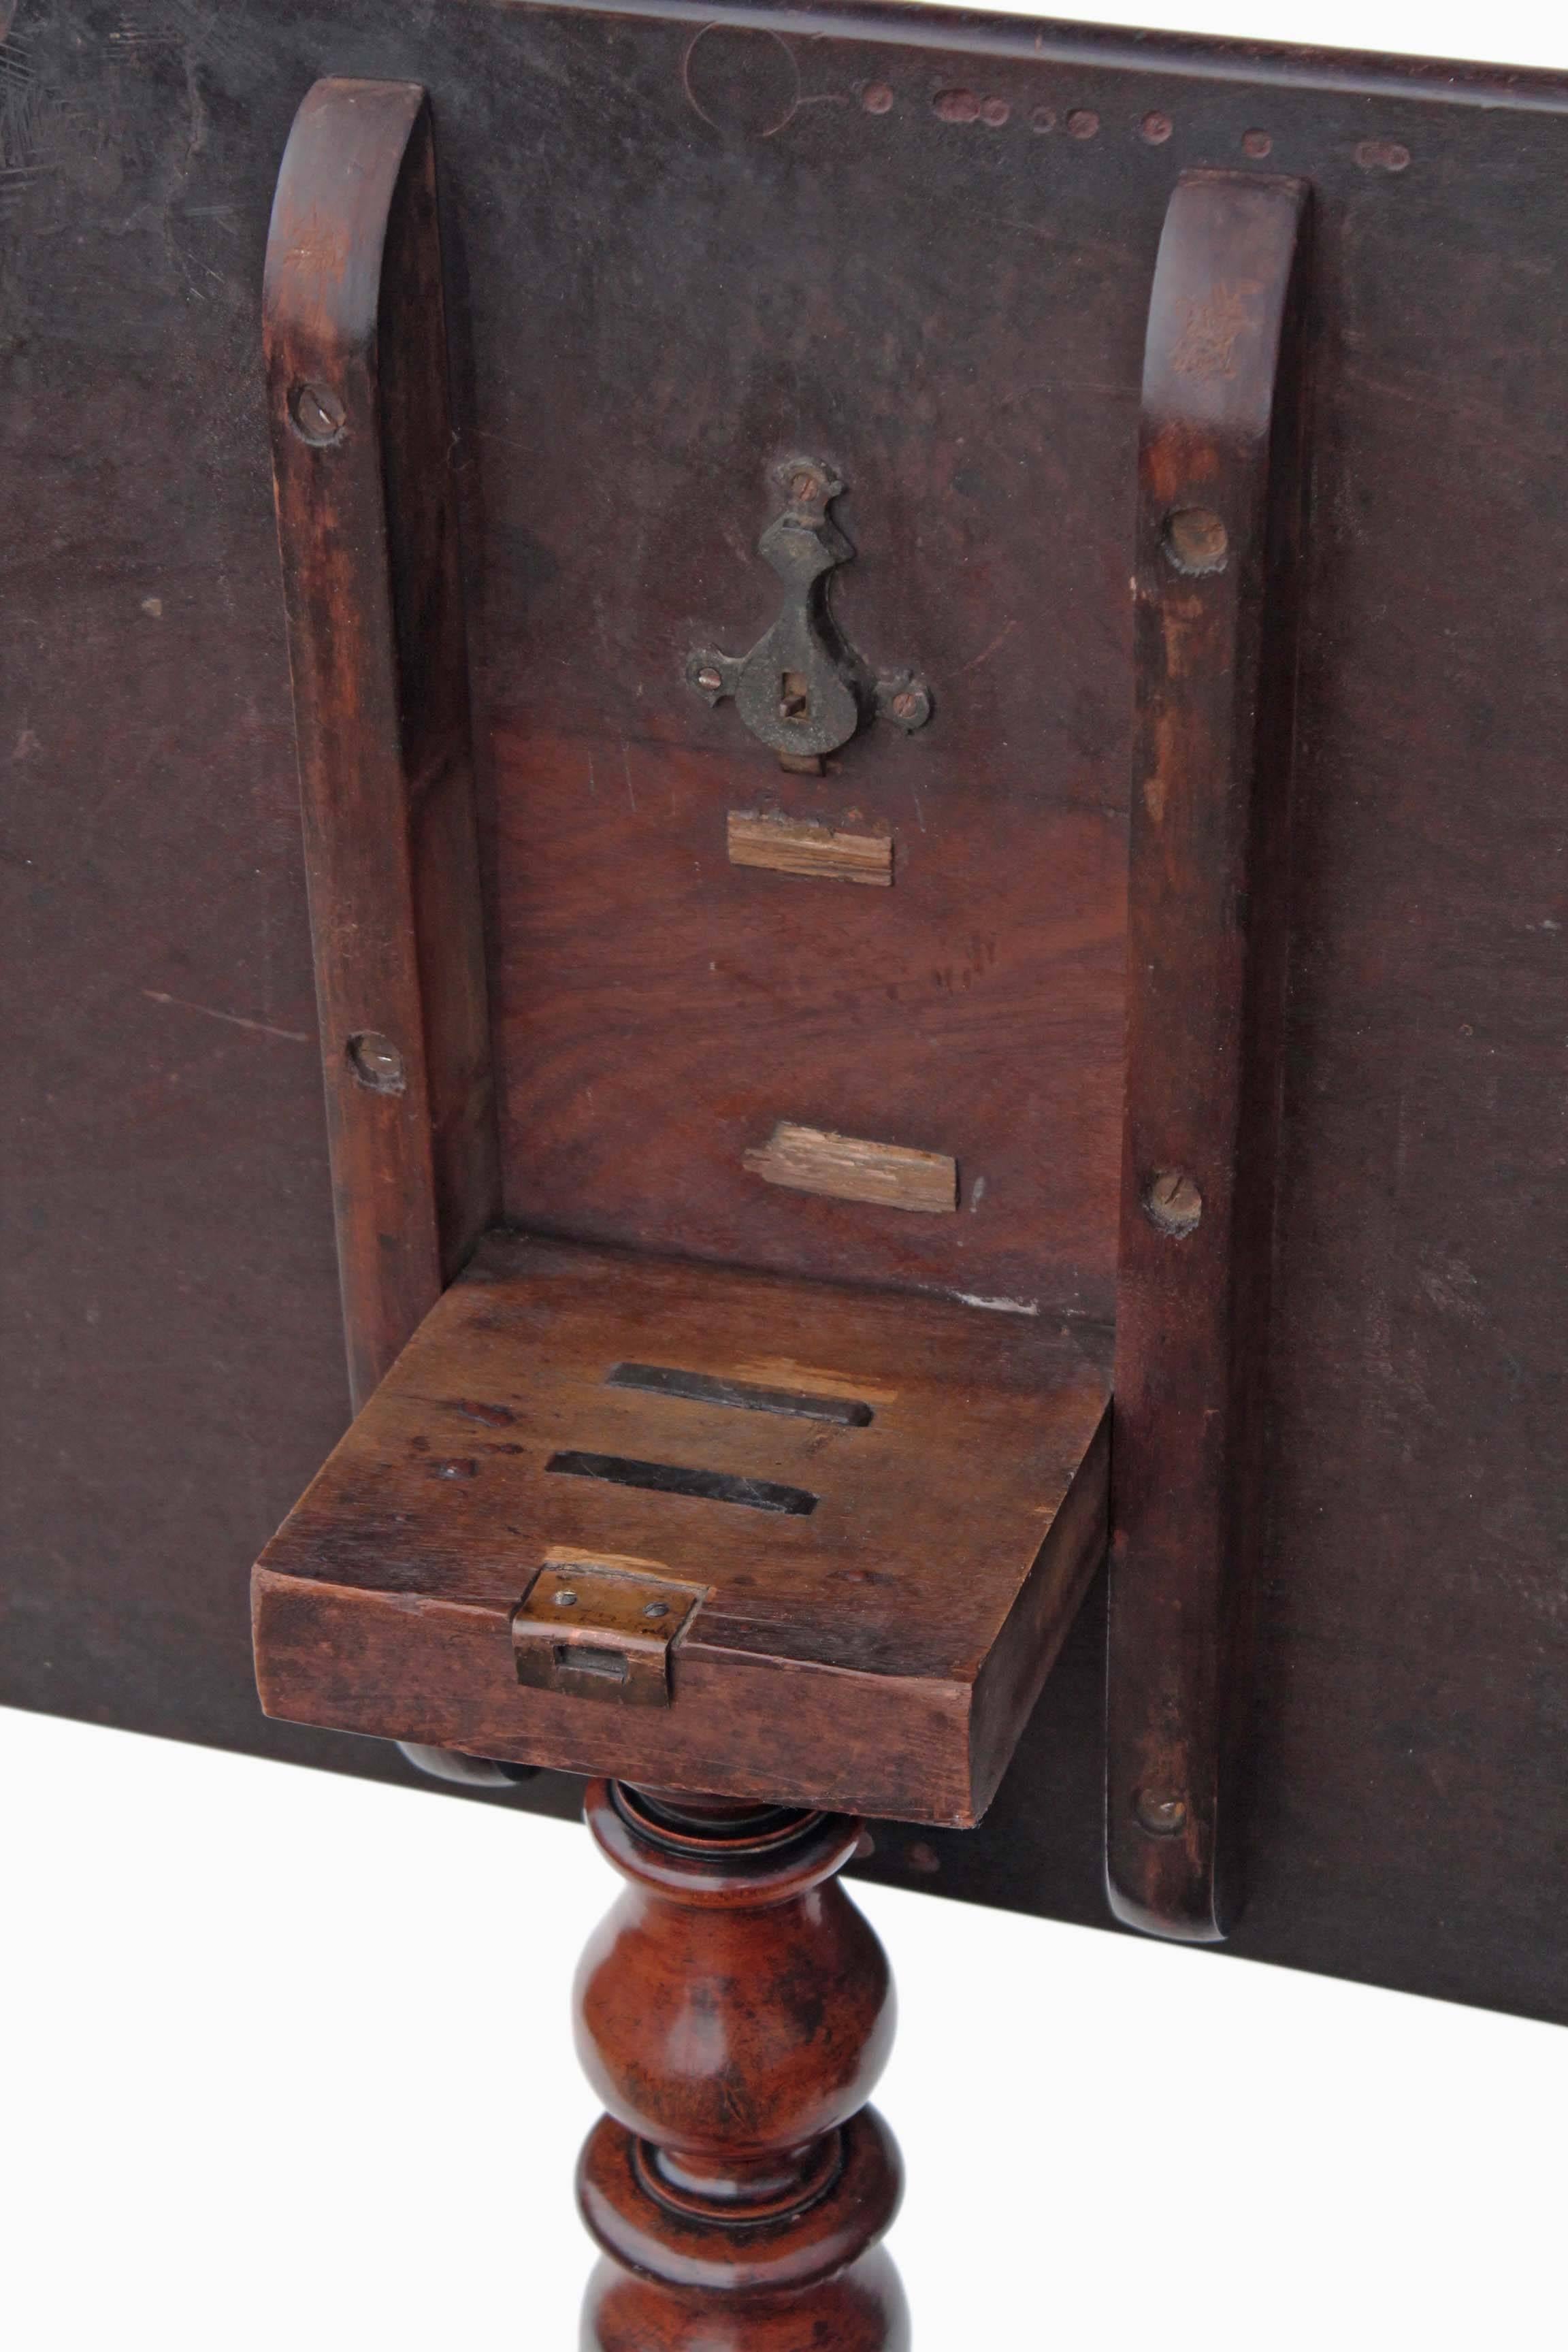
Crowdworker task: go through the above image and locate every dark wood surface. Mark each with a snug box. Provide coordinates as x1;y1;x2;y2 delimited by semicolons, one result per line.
1107;167;1308;1942
253;1228;1110;1823
264;78;498;1409
576;1784;906;2347
5;0;1568;2022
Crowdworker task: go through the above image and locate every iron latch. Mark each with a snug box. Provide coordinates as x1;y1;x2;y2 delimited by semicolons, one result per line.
687;457;931;772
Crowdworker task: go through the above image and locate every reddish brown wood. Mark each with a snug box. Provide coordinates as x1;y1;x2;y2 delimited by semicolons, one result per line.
263;79;497;1410
574;1782;907;2349
1107;170;1310;1942
252;1229;1110;1825
14;0;1568;2033
492;727;1124;1317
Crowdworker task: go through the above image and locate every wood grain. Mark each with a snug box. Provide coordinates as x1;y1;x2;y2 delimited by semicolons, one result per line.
577;1786;906;2345
727;808;894;886
252;1230;1110;1825
1107;171;1309;1943
742;1124;958;1214
11;0;1568;2024
493;728;1122;1316
263;80;497;1410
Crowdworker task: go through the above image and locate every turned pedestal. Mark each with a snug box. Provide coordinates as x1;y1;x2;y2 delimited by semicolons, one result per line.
574;1784;908;2351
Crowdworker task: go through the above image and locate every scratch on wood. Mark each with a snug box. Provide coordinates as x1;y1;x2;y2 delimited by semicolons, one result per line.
275;206;352;284
732;1356;901;1406
544;1542;681;1578
0;30;66;212
1170;279;1262;379
743;1122;958;1214
727;808;892;887
956;619;1017;677
142;990;310;1045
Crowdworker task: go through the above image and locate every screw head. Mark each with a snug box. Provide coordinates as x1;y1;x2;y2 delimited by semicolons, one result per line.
1141;110;1173;144
1162;507;1229;576
862;82;894;115
773;457;842;506
346;1032;406;1095
879;676;931;732
1143;1169;1203;1239
642;1601;670;1620
694;665;724;695
554;1589;578;1608
1242;127;1273;159
289;381;346;446
1135;1789;1188;1838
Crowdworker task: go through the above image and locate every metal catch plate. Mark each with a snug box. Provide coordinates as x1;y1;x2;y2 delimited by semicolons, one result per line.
687;457;931;770
511;1561;707;1707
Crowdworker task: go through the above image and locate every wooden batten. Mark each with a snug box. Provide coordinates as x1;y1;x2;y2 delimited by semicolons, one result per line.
1107;169;1311;1943
263;80;498;1410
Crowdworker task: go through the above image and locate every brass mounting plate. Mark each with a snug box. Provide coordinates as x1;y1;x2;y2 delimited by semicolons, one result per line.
512;1560;706;1706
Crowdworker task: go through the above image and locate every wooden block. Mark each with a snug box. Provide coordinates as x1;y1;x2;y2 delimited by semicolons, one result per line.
742;1123;958;1214
727;809;894;887
251;1231;1109;1825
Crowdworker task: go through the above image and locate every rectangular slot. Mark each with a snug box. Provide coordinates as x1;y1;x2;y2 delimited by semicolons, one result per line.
743;1122;958;1214
607;1362;873;1427
546;1450;818;1516
727;808;893;887
554;1644;628;1681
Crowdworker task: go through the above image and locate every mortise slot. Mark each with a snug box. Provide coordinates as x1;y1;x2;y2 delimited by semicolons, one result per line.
546;1451;818;1516
554;1645;628;1681
606;1362;873;1427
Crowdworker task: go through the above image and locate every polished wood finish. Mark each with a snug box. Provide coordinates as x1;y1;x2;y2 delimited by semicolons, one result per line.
263;78;497;1409
253;71;1109;1830
1107;170;1309;1941
575;1782;906;2349
12;0;1568;2027
253;1228;1111;1824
